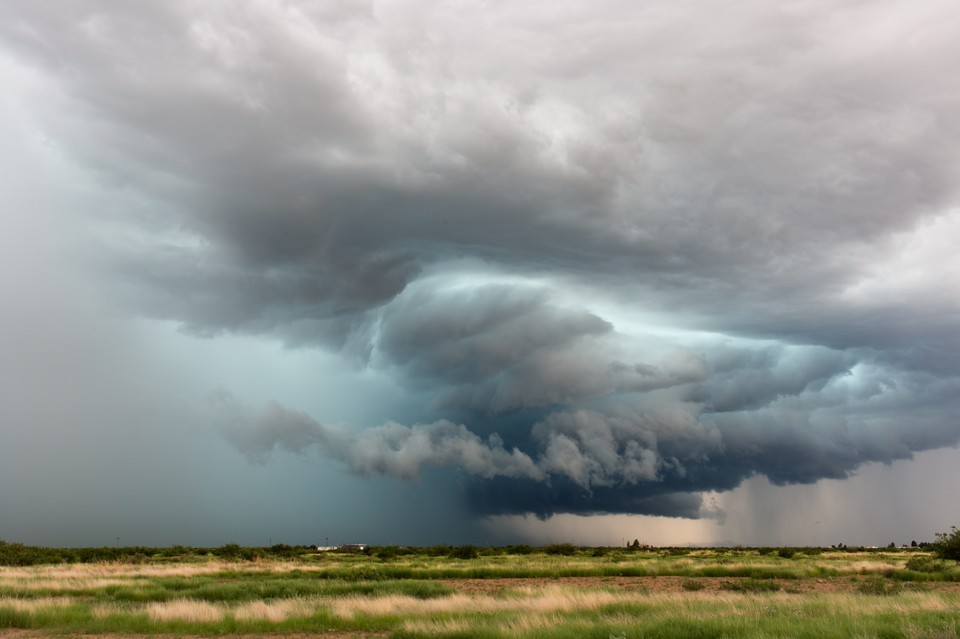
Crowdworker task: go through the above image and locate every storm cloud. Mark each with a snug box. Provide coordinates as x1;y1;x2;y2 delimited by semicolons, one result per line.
2;0;959;528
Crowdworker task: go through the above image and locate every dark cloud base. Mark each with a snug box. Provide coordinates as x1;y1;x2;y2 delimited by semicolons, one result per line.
465;477;719;520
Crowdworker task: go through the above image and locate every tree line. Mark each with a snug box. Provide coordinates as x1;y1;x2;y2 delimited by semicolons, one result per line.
1;529;957;566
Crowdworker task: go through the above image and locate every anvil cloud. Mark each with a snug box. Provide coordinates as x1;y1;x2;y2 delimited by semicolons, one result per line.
2;0;959;542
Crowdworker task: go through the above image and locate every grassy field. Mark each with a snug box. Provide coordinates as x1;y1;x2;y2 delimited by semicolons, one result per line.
1;547;959;638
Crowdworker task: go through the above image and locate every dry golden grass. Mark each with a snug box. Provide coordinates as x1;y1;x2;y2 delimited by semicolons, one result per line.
91;603;124;619
145;598;224;623
233;597;319;622
501;612;566;632
0;560;339;597
841;561;900;573
331;586;626;620
0;560;327;583
0;597;72;612
331;593;478;619
508;586;622;612
1;577;143;591
817;592;955;616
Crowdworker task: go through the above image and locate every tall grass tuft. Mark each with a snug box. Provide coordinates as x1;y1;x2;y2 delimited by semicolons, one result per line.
145;598;224;622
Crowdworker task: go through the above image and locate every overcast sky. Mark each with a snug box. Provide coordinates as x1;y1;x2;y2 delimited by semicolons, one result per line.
2;0;959;548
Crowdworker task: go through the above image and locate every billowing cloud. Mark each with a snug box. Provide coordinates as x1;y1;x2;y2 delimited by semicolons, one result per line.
2;0;959;529
211;390;544;481
376;282;707;412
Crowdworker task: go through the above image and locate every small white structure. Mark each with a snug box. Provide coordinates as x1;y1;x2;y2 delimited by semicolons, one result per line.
316;543;369;552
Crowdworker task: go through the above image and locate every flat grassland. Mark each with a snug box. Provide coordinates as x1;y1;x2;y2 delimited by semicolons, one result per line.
2;547;959;638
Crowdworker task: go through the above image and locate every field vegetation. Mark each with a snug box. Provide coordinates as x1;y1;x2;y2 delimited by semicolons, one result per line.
1;540;959;638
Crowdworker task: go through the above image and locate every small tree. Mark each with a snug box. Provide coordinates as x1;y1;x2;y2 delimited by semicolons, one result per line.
543;543;577;556
931;527;960;561
448;545;479;560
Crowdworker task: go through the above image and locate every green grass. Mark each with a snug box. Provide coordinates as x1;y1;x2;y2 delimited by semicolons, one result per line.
1;549;958;637
4;589;959;638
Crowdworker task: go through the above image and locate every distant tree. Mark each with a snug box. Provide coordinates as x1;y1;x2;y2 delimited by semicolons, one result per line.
931;527;960;561
911;540;918;547
375;546;399;560
503;544;533;555
215;543;242;560
544;543;577;556
448;545;479;560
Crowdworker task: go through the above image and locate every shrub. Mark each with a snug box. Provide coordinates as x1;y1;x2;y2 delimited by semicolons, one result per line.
777;548;796;559
905;556;945;573
376;546;399;561
543;543;577;556
502;544;534;555
269;543;296;558
722;579;781;593
215;543;242;560
931;527;960;561
448;545;479;560
856;578;902;596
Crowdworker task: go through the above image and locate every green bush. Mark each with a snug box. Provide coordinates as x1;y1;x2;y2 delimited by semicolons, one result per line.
931;527;960;561
214;543;242;560
722;579;781;593
905;556;945;573
681;579;706;591
856;578;902;596
503;544;534;555
543;543;577;556
448;545;479;560
376;546;399;561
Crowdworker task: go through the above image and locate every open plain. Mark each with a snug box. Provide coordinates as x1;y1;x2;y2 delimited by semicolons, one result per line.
1;547;959;638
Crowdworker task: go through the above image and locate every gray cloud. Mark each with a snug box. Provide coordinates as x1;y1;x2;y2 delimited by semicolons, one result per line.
211;391;544;481
3;0;960;525
377;283;707;412
215;338;960;518
685;343;856;413
212;392;722;518
5;1;958;327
